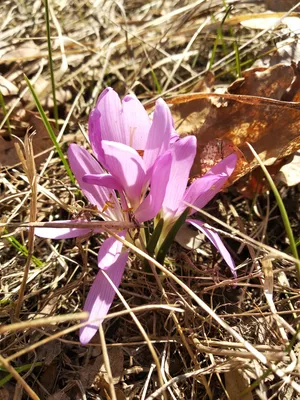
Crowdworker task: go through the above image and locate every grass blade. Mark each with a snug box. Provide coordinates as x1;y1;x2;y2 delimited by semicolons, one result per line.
247;143;300;283
44;0;59;129
24;74;75;184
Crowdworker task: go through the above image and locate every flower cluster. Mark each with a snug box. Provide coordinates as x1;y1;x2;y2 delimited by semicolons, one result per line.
36;88;237;344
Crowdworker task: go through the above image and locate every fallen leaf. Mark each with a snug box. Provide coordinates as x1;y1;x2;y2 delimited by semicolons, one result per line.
0;76;18;96
0;111;55;168
277;151;300;186
175;222;204;250
193;139;250;185
0;40;40;64
224;369;253;400
37;341;62;365
240;16;300;33
169;63;300;182
253;39;300;68
80;347;124;390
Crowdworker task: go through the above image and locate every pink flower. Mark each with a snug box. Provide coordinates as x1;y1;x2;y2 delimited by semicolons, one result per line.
158;136;238;278
87;88;174;208
35;88;175;344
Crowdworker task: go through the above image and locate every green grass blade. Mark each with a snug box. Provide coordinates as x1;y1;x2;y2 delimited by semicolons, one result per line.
44;0;59;129
0;362;42;387
147;218;164;257
151;69;162;93
247;143;300;283
0;90;12;138
4;229;44;267
24;74;75;184
233;41;241;78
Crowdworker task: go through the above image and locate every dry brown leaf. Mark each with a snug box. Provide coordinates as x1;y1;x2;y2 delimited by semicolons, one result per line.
224;369;253;400
80;347;124;390
0;111;55;168
169;63;300;182
193;139;250;186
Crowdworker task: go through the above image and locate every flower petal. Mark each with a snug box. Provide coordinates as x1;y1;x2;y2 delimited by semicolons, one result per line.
97;231;126;271
206;153;237;177
187;219;237;278
68;144;122;221
179;153;238;216
143;98;173;172
101;140;147;206
83;173;123;192
88;108;105;164
178;173;226;216
135;152;172;222
95;87;127;144
79;251;128;345
122;95;151;150
35;220;98;239
161;136;196;219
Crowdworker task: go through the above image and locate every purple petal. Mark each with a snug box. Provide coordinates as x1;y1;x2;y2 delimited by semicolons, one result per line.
206;153;237;177
79;251;128;345
170;129;179;144
97;231;126;271
187;219;237;278
122;95;151;150
88;108;105;164
83;173;123;192
95;88;127;144
34;220;101;239
101;140;147;207
68;144;122;221
161;136;197;218
180;153;237;215
178;173;226;216
135;152;172;222
143;98;173;172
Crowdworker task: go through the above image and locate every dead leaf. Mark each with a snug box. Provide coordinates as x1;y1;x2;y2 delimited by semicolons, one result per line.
192;139;250;185
0;40;40;64
93;347;124;388
240;16;300;33
224;369;253;400
228;64;294;99
277;151;300;186
175;223;204;250
170;63;300;182
37;341;61;365
0;76;18;96
0;111;55;168
80;347;124;390
254;40;300;69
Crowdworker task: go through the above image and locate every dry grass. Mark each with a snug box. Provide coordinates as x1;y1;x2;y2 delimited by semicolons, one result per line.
1;0;300;399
